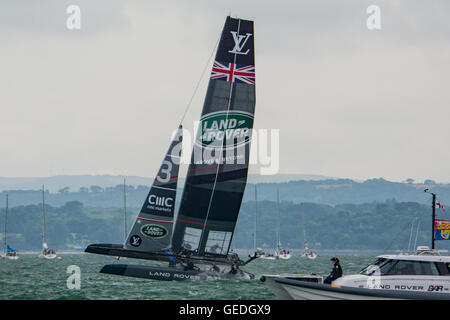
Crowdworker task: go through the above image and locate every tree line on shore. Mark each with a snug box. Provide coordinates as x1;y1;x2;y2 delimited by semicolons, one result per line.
2;198;447;252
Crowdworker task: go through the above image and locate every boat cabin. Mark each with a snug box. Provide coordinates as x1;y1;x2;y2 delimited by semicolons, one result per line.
360;248;450;277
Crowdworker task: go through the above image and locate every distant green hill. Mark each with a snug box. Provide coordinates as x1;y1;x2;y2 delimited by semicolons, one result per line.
1;177;448;208
2;199;448;252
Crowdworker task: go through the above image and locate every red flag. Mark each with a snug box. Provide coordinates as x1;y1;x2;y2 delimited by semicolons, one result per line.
436;201;445;211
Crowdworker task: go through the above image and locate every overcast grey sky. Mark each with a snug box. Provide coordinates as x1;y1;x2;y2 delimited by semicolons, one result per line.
0;0;449;183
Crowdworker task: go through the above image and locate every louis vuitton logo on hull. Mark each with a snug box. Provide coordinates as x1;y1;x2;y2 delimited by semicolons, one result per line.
228;31;252;55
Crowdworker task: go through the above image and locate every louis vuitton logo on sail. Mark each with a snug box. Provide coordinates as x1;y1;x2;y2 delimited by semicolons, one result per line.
228;31;252;55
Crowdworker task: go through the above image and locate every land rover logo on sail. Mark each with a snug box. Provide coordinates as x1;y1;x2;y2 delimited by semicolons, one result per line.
196;110;253;149
141;224;167;238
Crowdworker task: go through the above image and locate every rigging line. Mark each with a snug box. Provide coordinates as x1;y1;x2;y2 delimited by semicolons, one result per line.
413;219;421;251
407;217;415;252
199;18;242;251
381;210;426;254
178;32;221;126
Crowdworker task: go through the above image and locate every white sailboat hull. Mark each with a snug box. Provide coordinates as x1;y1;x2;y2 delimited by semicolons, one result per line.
39;253;57;259
262;274;450;300
260;255;277;260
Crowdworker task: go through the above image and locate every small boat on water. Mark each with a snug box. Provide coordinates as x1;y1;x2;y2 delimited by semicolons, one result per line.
262;190;450;299
252;186;281;260
274;189;291;260
257;189;292;260
5;245;19;260
2;194;19;260
300;211;317;259
262;247;450;300
258;249;277;260
300;246;317;260
38;186;57;259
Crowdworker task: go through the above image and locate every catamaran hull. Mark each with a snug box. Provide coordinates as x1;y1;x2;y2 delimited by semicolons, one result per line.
100;264;254;281
268;277;450;300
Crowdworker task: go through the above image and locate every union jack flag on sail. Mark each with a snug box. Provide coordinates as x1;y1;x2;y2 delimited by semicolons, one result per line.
211;60;255;85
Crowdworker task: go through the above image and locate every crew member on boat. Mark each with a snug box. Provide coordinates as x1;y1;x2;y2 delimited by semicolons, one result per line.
210;263;220;272
229;262;239;275
324;257;343;284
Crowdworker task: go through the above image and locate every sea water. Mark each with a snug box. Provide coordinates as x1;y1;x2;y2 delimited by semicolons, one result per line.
0;253;377;300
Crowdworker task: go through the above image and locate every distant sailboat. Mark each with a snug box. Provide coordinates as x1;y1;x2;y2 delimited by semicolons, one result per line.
38;185;56;259
274;189;291;260
3;194;19;260
85;16;259;281
255;185;276;260
300;211;317;259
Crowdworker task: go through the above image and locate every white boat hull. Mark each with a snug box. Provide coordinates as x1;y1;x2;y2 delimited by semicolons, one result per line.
260;255;276;260
39;253;57;259
260;275;294;299
281;281;393;300
264;276;450;300
261;274;322;299
276;254;292;260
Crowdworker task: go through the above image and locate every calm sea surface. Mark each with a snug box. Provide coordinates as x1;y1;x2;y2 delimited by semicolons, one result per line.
0;252;377;300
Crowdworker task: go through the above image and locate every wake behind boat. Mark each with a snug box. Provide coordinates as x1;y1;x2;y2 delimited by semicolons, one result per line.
86;16;258;281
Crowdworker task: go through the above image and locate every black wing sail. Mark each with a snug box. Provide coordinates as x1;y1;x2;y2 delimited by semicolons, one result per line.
124;125;183;253
171;17;255;259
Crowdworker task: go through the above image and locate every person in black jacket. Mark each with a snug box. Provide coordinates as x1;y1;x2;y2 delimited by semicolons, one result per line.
324;257;343;284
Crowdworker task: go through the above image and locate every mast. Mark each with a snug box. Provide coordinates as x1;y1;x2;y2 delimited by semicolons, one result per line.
424;188;437;250
254;184;257;251
123;178;127;244
276;188;280;250
4;194;7;256
42;185;47;247
432;192;436;250
300;204;307;249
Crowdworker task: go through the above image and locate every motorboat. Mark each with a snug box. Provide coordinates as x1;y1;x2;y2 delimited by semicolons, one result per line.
275;249;292;260
261;191;450;299
262;247;450;299
300;247;317;260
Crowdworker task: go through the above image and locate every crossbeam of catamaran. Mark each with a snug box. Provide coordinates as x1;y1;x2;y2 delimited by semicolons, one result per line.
85;16;258;281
